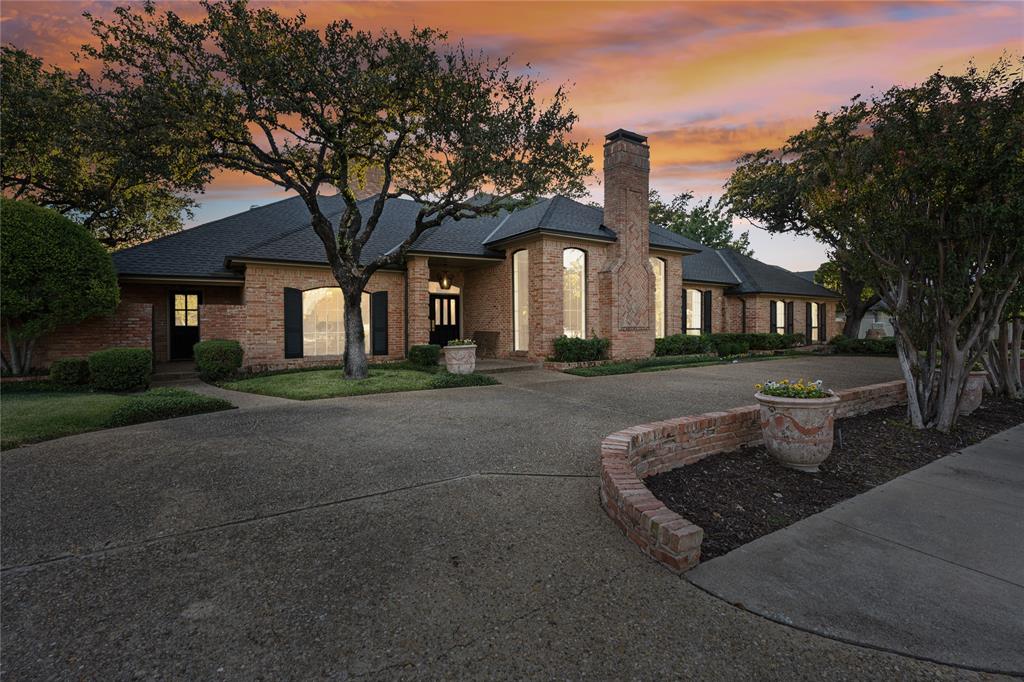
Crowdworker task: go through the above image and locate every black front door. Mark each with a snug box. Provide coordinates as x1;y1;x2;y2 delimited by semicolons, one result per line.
429;294;460;347
169;291;202;359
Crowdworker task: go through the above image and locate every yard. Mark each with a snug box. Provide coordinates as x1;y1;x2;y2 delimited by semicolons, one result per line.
220;365;498;400
0;384;233;450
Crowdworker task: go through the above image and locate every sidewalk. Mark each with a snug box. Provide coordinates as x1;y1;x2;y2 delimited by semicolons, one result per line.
687;423;1024;674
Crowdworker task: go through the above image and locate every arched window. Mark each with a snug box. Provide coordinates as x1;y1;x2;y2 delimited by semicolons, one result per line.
302;287;370;356
650;257;666;338
562;248;586;338
513;250;529;351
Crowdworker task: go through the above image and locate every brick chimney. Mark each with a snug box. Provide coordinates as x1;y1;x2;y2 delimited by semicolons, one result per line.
599;129;655;358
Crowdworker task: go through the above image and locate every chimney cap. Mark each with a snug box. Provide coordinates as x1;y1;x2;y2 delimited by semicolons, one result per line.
605;128;647;145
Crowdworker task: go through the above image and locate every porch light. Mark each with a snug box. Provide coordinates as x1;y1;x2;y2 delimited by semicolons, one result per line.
439;272;452;290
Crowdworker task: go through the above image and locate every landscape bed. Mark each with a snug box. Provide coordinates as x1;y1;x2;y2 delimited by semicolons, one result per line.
645;396;1024;560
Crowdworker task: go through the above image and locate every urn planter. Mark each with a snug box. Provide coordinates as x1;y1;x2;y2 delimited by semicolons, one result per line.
443;344;477;375
755;391;841;472
958;370;988;416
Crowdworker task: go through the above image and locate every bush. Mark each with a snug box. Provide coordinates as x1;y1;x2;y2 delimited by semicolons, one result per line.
716;341;750;356
829;336;897;355
88;348;153;391
49;358;91;386
654;334;712;356
194;339;244;381
426;372;499;389
103;388;232;428
408;344;441;367
551;335;610;362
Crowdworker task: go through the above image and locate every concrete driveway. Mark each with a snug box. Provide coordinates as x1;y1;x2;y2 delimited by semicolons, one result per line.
1;356;983;679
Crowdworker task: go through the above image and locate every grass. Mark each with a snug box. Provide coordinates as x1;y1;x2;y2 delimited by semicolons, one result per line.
220;366;498;400
564;350;807;377
1;384;233;450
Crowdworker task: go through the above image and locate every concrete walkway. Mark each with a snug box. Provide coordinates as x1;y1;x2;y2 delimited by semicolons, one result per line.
688;423;1024;675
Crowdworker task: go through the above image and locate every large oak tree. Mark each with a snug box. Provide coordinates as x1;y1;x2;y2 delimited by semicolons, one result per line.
84;0;592;378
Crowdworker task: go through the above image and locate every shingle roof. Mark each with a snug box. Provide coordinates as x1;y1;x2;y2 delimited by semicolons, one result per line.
793;270;817;282
680;248;742;286
113;193;701;278
716;249;841;298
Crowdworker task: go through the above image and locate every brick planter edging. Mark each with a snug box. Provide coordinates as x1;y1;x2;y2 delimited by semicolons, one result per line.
599;380;908;573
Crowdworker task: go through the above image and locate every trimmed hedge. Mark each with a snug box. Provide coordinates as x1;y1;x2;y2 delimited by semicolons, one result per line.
194;339;244;381
715;340;750;356
103;387;232;428
408;344;441;367
829;335;898;355
551;335;610;362
88;348;153;391
49;358;91;386
426;372;500;389
654;334;713;356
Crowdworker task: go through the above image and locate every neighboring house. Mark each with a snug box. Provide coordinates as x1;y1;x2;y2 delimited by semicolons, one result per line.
680;251;840;342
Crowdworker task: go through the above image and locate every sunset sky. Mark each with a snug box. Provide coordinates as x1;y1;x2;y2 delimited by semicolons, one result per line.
2;1;1021;269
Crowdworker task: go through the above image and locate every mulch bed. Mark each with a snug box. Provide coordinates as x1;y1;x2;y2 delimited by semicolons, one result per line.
646;396;1024;560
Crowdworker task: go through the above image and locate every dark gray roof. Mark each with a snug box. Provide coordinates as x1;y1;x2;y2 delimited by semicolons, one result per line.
680;248;742;286
113;193;701;279
717;249;840;298
793;270;817;282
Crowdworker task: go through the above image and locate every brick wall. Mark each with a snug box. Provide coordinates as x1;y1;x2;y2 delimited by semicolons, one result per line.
600;380;907;573
681;282;728;333
15;301;153;368
462;258;513;357
407;257;431;349
720;294;836;337
200;304;246;343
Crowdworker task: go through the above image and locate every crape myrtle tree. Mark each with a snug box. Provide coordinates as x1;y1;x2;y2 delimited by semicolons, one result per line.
0;47;205;247
1;200;120;374
982;283;1023;399
648;190;753;256
83;0;592;379
730;57;1023;432
812;260;881;336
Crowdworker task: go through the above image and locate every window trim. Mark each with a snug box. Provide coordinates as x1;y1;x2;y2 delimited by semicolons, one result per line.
685;288;704;336
512;249;530;352
650;256;667;339
562;247;587;339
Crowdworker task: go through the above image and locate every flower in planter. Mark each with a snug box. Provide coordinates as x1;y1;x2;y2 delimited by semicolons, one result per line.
757;378;828;399
446;339;476;346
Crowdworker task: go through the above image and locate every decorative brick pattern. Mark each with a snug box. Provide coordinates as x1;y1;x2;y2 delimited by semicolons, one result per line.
599;380;907;573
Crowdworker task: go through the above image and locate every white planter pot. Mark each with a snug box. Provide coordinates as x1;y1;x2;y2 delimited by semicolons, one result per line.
443;344;477;375
755;391;841;472
959;371;988;416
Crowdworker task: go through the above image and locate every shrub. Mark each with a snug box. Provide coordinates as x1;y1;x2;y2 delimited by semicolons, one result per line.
104;388;232;428
88;348;153;391
716;341;750;356
654;334;712;356
829;336;897;355
782;332;806;348
426;372;499;389
408;344;441;367
551;335;610;362
194;339;244;381
49;358;91;386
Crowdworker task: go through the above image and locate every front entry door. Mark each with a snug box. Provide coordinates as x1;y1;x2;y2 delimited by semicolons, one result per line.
429;294;460;347
169;291;202;359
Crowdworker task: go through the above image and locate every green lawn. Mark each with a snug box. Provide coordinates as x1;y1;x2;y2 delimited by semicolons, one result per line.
564;350;807;377
221;367;497;400
1;385;233;450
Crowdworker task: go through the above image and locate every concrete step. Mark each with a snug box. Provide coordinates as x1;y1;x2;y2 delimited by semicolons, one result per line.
474;360;543;375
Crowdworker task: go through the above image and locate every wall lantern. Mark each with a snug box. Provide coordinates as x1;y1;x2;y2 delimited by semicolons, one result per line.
439;272;452;290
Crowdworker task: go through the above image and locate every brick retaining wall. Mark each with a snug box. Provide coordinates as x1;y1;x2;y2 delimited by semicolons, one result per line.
599;380;907;573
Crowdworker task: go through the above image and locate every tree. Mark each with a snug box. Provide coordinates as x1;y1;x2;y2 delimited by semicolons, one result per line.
812;261;881;338
0;47;205;248
84;0;592;379
648;190;752;255
1;200;120;374
982;283;1023;399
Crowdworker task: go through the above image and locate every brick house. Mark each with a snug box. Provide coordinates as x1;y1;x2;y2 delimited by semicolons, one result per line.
680;247;840;342
23;129;838;371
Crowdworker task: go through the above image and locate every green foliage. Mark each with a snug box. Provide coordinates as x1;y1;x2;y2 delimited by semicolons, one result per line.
756;378;829;399
551;335;610;362
829;336;898;356
193;339;244;381
649;190;752;255
49;358;91;386
408;344;442;367
716;341;750;356
426;372;499;389
445;339;476;346
0;47;200;247
103;387;233;428
0;200;120;375
88;348;153;391
654;334;713;356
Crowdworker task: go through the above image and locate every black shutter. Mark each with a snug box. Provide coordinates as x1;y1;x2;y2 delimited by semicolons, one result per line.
371;291;388;356
681;288;688;331
284;287;303;358
819;302;827;340
785;302;794;334
769;300;777;333
702;290;713;334
805;302;812;341
741;299;747;334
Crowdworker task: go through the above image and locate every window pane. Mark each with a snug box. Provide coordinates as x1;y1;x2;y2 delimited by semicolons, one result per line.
303;287;344;356
775;301;786;334
513;251;529;351
174;310;186;326
174;294;185;311
186;311;198;327
650;258;665;338
361;291;371;354
686;289;703;334
562;249;586;338
186;295;198;310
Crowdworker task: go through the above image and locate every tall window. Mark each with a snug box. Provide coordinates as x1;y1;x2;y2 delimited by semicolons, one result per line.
773;300;786;335
809;302;820;342
685;289;703;335
302;288;370;356
650;257;666;338
563;248;586;338
513;250;529;351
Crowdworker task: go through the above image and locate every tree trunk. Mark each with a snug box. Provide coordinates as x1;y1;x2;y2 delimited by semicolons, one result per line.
1012;317;1023;397
4;321;34;376
838;268;880;339
343;293;369;380
933;344;966;434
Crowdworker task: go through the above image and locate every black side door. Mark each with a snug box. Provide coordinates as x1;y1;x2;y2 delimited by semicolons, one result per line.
428;294;460;347
169;291;202;359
